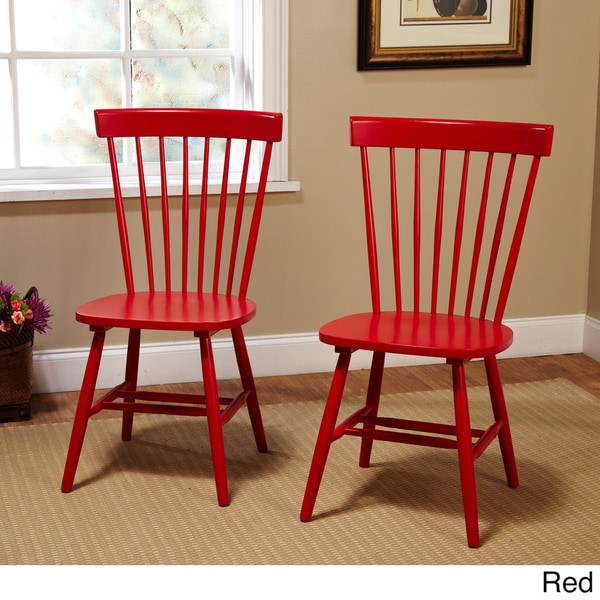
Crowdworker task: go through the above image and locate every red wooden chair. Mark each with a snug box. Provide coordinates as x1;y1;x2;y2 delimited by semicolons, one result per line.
61;108;283;506
300;117;553;547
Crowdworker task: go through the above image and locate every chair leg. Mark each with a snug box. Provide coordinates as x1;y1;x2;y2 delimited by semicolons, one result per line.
358;351;385;468
198;334;230;507
231;326;268;453
61;328;107;493
121;328;141;442
300;349;352;522
484;356;519;488
450;359;480;548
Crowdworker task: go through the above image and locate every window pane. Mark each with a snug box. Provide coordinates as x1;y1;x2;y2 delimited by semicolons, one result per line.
131;0;231;50
136;133;230;166
132;57;231;109
0;0;9;52
0;61;14;168
15;0;121;51
18;59;122;167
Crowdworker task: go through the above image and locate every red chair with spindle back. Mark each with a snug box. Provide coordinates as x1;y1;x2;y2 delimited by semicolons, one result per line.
61;108;283;506
300;117;553;547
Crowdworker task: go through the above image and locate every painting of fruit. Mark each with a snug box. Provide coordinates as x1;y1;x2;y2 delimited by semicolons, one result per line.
433;0;488;18
433;0;460;16
359;0;531;71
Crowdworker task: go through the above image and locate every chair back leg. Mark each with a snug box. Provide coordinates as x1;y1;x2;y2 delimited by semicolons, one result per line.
121;328;142;441
358;351;386;468
485;356;519;487
231;326;268;452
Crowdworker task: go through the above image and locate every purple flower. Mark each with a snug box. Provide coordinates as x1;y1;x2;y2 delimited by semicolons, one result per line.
0;281;52;335
25;292;52;334
0;281;15;297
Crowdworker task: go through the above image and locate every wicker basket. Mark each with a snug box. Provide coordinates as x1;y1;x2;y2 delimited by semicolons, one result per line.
0;288;37;422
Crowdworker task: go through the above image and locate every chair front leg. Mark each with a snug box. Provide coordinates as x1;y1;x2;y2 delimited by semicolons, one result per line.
231;326;267;453
484;355;519;488
300;349;352;522
121;328;141;442
198;333;230;507
61;327;107;493
450;359;480;548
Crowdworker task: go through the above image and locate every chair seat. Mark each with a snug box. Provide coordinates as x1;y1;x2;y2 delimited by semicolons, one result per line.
319;311;513;360
76;292;256;331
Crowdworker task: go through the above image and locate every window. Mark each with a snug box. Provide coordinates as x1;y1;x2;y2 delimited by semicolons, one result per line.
0;0;294;200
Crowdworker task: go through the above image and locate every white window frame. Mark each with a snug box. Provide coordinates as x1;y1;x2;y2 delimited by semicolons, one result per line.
0;0;297;202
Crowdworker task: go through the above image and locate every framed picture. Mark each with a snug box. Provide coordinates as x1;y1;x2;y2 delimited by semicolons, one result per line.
358;0;534;70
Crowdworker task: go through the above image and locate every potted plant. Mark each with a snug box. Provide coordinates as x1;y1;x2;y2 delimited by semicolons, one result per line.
0;281;52;421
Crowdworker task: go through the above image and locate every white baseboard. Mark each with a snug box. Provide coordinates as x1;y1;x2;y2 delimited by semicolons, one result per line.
583;315;600;361
31;313;588;394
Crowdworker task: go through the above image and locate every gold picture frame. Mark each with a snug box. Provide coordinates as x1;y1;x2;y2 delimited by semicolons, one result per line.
358;0;534;70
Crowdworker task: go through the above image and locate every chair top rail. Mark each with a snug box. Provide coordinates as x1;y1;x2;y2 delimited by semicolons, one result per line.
350;116;553;157
95;108;283;143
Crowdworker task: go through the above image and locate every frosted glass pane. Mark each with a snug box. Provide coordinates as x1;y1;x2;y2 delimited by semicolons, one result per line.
0;0;9;52
133;56;230;162
18;60;123;167
137;136;208;164
133;57;231;108
131;0;231;50
0;61;14;168
15;0;121;51
135;130;231;165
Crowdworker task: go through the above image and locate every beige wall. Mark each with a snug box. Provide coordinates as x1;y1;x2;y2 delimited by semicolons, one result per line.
2;1;600;353
588;50;600;319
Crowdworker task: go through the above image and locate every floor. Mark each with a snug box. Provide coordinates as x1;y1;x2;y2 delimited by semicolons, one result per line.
2;352;600;428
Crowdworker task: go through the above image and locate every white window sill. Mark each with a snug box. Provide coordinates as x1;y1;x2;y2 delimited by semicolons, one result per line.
0;178;301;202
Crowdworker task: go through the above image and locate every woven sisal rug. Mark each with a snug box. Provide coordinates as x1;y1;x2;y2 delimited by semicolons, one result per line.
0;378;598;565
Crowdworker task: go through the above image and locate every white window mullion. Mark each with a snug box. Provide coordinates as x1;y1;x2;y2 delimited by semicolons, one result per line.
7;0;20;169
261;0;289;183
122;0;132;109
240;0;258;112
122;0;133;169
